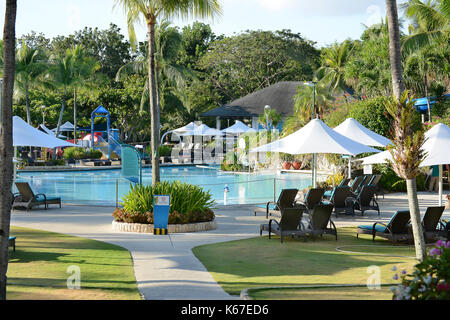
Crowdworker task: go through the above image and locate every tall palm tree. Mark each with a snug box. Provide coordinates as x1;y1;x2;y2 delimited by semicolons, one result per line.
293;82;334;122
114;0;222;186
386;0;427;262
0;0;17;300
14;41;46;124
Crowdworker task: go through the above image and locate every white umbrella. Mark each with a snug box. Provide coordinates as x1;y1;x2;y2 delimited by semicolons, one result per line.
52;121;76;132
160;122;199;144
334;118;391;178
181;124;222;137
13;116;78;148
251;119;380;187
39;124;67;139
358;123;450;205
221;120;256;135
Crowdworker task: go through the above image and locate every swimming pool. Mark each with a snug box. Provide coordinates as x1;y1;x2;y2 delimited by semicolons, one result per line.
16;166;313;205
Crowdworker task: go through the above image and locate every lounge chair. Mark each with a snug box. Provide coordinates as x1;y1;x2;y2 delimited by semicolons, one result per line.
296;188;325;214
323;178;351;200
353;174;374;195
259;207;306;243
324;186;355;217
9;236;16;252
254;188;299;218
304;204;337;240
421;206;446;242
349;176;364;193
357;210;412;243
13;182;61;211
352;185;380;216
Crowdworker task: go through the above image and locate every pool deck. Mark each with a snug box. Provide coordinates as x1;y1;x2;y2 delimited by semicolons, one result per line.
10;191;450;300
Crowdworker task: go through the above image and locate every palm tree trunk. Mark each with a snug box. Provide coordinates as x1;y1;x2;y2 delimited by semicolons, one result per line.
53;88;66;160
0;0;17;300
74;88;77;144
147;21;160;185
25;85;31;124
406;179;427;260
386;0;426;262
386;0;405;99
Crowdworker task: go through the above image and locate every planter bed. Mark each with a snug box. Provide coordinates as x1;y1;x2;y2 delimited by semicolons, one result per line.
112;220;217;233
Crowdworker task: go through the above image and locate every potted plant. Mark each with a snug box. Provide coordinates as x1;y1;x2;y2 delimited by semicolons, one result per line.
280;153;293;170
292;159;302;170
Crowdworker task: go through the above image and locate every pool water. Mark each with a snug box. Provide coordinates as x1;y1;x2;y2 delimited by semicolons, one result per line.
16;166;313;205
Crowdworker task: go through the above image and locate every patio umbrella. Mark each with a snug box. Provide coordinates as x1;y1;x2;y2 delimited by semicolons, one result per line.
359;123;450;205
181;124;223;137
13;116;78;148
160;122;199;144
221;120;256;135
334;118;391;178
52;121;77;132
251;119;379;187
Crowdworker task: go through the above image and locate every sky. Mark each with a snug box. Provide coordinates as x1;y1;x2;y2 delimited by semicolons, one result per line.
0;0;409;48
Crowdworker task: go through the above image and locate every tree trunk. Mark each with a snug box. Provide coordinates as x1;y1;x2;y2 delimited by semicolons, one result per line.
386;0;427;262
385;0;405;99
0;0;17;300
74;88;77;144
53;88;66;160
25;85;31;124
147;21;160;185
406;179;427;261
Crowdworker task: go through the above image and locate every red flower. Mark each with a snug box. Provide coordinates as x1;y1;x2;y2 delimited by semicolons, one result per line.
437;283;450;291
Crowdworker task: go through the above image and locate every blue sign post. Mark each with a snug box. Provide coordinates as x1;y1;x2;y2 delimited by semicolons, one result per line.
153;195;170;235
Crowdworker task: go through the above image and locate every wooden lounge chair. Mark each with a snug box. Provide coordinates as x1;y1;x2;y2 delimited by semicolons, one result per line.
421;206;446;242
357;210;412;243
324;186;355;217
254;188;299;218
9;236;16;252
259;207;306;243
352;185;380;216
296;188;325;214
13;182;61;211
304;204;337;240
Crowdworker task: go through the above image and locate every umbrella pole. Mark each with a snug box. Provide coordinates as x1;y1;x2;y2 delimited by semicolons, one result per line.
348;156;352;179
439;164;443;206
312;153;316;188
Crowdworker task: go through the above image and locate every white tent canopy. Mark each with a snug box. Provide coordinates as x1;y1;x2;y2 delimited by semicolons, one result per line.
160;122;200;144
334;118;391;147
181;123;223;137
251;119;379;155
39;124;67;139
358;123;450;205
52;121;76;132
251;119;380;187
221;120;256;135
13;116;78;148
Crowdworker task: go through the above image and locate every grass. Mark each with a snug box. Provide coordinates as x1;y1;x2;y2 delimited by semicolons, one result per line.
192;227;420;299
7;226;141;300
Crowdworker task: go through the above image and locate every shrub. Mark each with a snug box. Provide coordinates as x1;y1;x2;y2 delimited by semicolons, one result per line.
113;181;216;225
392;240;450;300
374;164;426;192
87;148;103;159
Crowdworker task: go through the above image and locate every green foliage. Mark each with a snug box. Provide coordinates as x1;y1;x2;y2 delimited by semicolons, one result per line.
115;181;216;225
63;147;103;160
374;164;426;192
392;240;450;300
325;172;345;187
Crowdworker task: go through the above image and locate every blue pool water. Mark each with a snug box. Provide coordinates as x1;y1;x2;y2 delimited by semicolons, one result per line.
16;166;312;205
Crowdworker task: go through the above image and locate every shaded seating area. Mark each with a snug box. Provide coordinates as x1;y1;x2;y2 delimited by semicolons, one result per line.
260;207;306;243
356;210;412;243
304;204;337;240
254;188;299;218
12;182;61;211
324;186;355;217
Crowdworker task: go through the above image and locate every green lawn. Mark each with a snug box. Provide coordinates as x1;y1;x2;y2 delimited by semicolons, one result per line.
7;227;141;300
192;227;419;299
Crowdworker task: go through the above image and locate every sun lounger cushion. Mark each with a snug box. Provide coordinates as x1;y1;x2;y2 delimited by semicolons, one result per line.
9;236;16;241
255;203;277;211
357;224;387;233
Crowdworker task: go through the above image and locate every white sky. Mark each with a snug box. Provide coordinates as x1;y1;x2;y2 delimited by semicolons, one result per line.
0;0;410;48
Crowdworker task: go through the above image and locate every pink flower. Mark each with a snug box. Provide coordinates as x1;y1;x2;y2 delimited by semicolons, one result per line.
437;283;450;291
430;248;442;256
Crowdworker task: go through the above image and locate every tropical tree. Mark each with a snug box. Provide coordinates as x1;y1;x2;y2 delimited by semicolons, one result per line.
14;41;47;124
386;0;427;261
0;0;17;300
114;0;222;186
293;82;334;122
401;0;450;51
316;40;353;95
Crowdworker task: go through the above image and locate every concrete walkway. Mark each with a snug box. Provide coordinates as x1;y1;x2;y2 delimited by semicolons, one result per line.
10;191;449;300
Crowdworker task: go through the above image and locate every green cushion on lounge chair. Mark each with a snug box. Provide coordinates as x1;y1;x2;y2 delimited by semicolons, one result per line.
324;190;332;197
9;236;16;241
358;224;387;233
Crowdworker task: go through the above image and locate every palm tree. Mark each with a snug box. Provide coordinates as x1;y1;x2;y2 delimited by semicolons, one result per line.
114;0;222;186
316;41;352;95
386;0;427;261
0;0;17;300
293;82;334;122
14;41;46;124
401;0;450;51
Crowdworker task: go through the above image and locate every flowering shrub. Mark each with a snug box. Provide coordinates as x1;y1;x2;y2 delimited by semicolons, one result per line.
392;240;450;300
